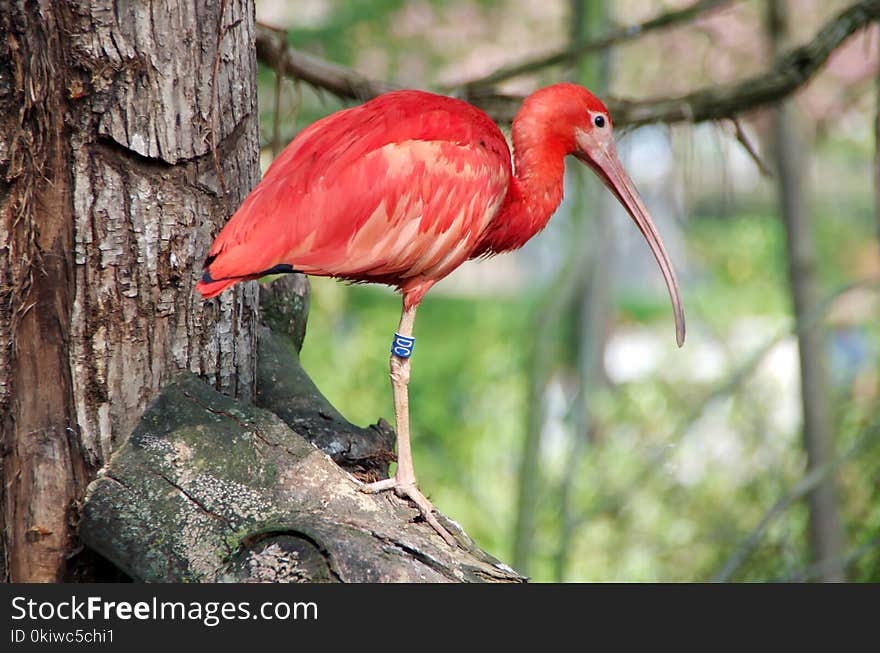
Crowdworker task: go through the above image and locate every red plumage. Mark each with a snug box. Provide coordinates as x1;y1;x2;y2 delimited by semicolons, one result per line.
197;90;516;305
197;83;683;344
195;84;686;545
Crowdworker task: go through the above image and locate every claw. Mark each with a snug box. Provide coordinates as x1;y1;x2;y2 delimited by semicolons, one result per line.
361;477;457;547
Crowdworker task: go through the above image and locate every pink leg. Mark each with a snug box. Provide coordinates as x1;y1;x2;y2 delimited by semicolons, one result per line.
362;298;456;547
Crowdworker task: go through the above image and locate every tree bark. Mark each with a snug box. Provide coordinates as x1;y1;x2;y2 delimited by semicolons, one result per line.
79;351;523;583
0;0;260;582
766;0;846;582
257;276;396;479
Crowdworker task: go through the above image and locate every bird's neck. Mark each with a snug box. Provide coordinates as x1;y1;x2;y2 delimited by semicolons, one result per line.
475;117;567;256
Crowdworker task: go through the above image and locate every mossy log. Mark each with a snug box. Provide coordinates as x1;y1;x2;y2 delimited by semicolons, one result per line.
79;277;524;583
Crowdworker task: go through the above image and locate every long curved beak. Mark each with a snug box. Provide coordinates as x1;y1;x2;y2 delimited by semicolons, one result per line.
576;141;686;347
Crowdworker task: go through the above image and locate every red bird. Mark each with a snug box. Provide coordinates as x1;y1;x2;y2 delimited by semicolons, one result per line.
197;84;685;545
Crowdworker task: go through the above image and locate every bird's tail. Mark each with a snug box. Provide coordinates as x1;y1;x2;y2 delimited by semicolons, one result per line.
195;259;299;298
195;275;240;298
195;253;250;297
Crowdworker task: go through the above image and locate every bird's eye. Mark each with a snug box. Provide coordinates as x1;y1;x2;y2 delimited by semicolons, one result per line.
594;115;606;128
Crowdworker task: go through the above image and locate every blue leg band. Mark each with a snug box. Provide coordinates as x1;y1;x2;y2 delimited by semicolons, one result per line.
391;333;415;359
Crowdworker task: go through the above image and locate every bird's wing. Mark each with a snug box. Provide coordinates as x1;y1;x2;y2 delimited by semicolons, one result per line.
201;92;511;288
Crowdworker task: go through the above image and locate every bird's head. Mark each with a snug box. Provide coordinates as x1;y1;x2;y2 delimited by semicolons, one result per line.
523;83;686;346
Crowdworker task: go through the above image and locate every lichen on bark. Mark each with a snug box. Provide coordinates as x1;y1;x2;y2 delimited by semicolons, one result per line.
81;373;525;583
1;0;262;582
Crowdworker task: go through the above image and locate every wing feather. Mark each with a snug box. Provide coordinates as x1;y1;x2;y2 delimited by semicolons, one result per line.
200;91;512;291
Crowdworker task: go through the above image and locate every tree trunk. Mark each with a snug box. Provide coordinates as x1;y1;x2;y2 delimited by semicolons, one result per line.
766;0;846;582
512;0;614;580
554;0;612;583
79;353;523;583
0;0;260;582
875;63;880;250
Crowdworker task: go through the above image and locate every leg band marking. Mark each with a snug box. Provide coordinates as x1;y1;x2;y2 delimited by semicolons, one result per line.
391;333;415;359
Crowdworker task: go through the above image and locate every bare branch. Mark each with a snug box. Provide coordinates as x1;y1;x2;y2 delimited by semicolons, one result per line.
257;1;880;129
772;537;880;582
713;422;880;582
455;0;734;91
570;278;879;533
255;24;401;104
610;0;880;126
728;117;773;177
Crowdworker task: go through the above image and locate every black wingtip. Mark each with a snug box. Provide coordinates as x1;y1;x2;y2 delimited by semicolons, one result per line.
200;262;298;286
256;263;298;276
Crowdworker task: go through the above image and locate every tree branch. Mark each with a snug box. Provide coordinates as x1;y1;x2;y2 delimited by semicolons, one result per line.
571;278;879;533
772;537;880;582
255;24;401;103
610;0;880;126
728;116;773;177
256;1;880;128
713;422;880;582
875;59;880;252
80;372;525;583
454;0;734;90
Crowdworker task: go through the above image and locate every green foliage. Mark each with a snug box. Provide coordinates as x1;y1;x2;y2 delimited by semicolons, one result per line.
300;279;530;554
255;0;880;582
293;203;880;581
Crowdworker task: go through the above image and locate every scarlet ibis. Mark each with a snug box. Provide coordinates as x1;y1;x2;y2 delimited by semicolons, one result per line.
197;83;685;546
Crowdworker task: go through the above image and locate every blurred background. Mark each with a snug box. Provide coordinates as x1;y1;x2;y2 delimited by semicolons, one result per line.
253;0;879;581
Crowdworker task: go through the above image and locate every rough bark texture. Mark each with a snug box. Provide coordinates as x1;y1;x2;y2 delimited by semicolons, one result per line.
0;1;84;583
257;275;396;480
0;0;260;582
67;0;261;460
78;272;521;583
1;0;512;584
80;371;523;583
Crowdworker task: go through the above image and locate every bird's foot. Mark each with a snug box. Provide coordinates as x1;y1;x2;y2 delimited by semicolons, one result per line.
361;477;457;547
